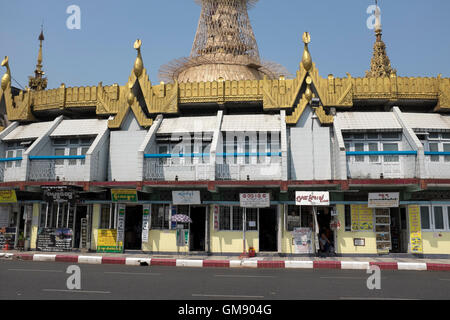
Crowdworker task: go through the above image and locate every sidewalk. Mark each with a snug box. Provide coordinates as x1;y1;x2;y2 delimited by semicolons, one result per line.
2;250;450;271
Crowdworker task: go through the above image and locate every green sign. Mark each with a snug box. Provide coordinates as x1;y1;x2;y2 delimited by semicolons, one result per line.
111;189;138;202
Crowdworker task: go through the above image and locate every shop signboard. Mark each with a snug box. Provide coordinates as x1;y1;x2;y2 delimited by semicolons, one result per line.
116;204;126;251
213;205;219;231
368;192;399;208
97;229;121;253
43;186;76;202
0;206;9;227
295;192;329;206
0;190;17;203
172;191;201;205
408;205;423;254
351;205;374;232
111;189;138;203
291;228;313;254
354;238;366;247
80;218;88;249
37;228;73;252
240;193;270;208
142;205;150;243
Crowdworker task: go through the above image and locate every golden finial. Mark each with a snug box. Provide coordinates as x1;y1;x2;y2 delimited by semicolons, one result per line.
127;83;135;106
133;39;144;78
1;56;11;91
301;32;312;72
29;27;48;91
305;76;313;102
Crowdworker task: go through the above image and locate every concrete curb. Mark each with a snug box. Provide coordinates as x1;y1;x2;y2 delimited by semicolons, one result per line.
5;253;450;271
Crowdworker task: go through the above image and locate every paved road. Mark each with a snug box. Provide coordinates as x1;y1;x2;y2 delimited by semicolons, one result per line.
1;260;450;300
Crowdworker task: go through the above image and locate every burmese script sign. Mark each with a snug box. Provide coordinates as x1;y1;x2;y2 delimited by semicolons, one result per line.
408;205;423;254
295;192;330;206
240;193;270;208
172;191;201;205
368;193;399;208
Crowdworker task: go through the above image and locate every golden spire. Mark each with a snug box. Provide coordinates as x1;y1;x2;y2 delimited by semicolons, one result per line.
28;26;48;91
366;0;396;78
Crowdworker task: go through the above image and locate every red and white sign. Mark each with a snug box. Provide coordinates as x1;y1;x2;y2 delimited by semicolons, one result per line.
295;192;330;206
213;205;219;231
368;192;399;208
240;193;270;208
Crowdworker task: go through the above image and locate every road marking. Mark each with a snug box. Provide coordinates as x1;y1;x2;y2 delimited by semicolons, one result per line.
43;289;111;294
192;294;265;299
340;297;421;301
439;279;450;281
214;275;276;279
320;276;367;280
8;269;63;273
104;272;161;276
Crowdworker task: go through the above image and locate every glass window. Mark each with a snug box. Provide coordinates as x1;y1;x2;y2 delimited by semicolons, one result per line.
6;150;14;168
69;148;78;166
286;205;301;231
381;132;400;139
367;133;379;140
54;148;65;165
345;205;351;231
420;206;431;230
428;132;439;139
353;133;365;140
246;208;258;231
232;206;243;231
442;133;450;140
444;144;450;162
429;143;439;162
100;204;111;229
151;204;170;229
15;150;22;167
369;143;379;163
301;207;313;228
383;143;399;162
219;206;231;230
80;137;93;145
234;137;238;165
342;133;352;140
69;138;79;145
245;136;250;164
434;207;444;230
158;145;169;165
355;143;364;162
81;147;89;165
53;138;67;146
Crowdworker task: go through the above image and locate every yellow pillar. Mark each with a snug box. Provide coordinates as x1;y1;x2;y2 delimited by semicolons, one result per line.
90;204;100;251
30;203;40;250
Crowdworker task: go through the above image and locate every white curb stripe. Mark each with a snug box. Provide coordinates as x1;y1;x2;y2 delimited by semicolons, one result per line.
230;260;242;268
341;261;370;270
176;259;203;268
240;260;258;268
78;256;102;264
0;253;5;258
285;261;314;269
125;257;151;266
33;254;56;262
397;262;427;271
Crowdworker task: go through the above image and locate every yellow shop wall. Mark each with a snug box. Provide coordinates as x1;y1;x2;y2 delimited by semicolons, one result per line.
335;205;378;255
422;232;450;254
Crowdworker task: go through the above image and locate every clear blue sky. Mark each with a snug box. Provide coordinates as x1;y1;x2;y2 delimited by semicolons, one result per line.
1;0;449;89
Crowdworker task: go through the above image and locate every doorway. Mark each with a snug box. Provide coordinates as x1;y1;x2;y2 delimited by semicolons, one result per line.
74;205;87;249
124;205;143;250
190;206;206;252
390;207;407;253
259;207;278;252
316;207;334;247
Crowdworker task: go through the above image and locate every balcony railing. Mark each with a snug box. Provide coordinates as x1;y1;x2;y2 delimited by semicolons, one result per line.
28;156;86;181
143;154;211;181
346;151;417;179
216;152;283;181
424;152;450;179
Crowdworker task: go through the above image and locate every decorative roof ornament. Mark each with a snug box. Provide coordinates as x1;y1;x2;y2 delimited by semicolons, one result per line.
366;0;396;78
1;56;11;91
133;39;144;78
159;0;289;83
28;27;48;91
301;32;312;72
